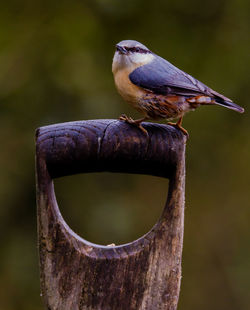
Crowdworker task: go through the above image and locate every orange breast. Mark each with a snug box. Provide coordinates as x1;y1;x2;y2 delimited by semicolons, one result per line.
114;69;144;109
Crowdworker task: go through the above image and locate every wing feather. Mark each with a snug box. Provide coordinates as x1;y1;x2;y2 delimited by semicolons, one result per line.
129;54;244;113
129;56;213;97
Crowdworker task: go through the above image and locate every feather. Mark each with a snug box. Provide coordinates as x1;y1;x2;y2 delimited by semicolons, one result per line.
129;55;244;113
129;56;209;95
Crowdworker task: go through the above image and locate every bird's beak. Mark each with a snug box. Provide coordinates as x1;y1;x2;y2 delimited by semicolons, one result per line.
116;44;127;54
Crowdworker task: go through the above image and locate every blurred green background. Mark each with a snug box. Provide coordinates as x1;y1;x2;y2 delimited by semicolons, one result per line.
0;0;249;309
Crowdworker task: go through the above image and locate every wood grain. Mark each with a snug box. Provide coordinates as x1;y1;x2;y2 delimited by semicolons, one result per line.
36;119;187;310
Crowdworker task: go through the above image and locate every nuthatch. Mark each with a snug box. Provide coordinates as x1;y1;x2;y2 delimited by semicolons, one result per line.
112;40;244;135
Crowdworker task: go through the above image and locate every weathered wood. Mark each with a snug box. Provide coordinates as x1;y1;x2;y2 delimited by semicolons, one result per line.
35;119;187;310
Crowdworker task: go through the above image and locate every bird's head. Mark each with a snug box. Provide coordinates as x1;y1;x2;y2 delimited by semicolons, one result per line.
112;40;154;74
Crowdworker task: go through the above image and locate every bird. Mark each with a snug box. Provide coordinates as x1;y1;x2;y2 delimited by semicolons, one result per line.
112;40;244;136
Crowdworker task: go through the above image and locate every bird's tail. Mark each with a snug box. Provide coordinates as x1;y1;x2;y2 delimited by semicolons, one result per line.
215;98;244;113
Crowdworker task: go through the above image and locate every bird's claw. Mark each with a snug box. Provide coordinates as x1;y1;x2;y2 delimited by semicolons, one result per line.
168;122;189;139
118;114;148;136
137;123;148;136
119;114;133;122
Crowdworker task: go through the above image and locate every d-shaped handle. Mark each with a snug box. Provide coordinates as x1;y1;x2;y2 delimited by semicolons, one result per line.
36;119;186;310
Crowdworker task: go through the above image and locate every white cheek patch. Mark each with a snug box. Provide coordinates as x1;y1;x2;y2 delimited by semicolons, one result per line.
112;51;155;73
130;53;155;66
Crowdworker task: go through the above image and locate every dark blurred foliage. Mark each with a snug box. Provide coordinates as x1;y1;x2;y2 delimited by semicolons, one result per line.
0;0;249;309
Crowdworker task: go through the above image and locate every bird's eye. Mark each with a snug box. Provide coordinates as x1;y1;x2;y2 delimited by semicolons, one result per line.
135;47;140;52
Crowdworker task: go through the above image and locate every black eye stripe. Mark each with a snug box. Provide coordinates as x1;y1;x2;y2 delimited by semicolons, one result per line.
124;46;150;54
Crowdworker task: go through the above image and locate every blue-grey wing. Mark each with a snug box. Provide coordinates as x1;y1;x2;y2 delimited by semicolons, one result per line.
129;55;244;113
129;55;212;97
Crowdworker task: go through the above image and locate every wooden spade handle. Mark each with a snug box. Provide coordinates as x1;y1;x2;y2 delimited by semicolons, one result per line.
35;119;187;310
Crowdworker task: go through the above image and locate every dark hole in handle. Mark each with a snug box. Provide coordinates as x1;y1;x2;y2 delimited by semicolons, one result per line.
54;172;169;245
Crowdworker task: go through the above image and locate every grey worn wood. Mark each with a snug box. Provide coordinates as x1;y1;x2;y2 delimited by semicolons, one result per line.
35;119;187;310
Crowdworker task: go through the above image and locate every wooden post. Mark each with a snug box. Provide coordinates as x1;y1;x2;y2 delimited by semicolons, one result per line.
35;119;187;310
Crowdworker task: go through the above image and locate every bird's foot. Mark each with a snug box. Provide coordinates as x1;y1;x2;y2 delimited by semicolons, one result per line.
168;122;189;138
119;114;148;135
119;114;134;123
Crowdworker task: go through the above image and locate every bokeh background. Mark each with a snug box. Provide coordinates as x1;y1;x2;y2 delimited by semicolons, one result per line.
0;0;249;309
